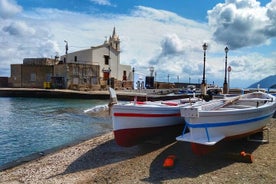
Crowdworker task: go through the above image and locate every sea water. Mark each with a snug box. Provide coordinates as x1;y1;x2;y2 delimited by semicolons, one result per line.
0;97;112;167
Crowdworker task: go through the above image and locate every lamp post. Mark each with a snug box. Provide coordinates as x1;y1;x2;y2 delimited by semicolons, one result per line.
228;65;231;92
223;46;229;94
64;40;68;55
148;67;154;89
155;71;157;89
64;40;68;64
132;67;135;89
201;43;208;95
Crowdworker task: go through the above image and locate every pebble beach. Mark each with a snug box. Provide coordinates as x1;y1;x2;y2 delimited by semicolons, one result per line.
0;118;275;184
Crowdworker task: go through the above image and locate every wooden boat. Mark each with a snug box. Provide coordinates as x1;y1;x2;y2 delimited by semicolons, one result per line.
109;88;203;147
176;92;276;149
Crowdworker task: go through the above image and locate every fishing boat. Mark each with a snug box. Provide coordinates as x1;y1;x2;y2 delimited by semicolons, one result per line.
176;91;276;152
109;88;203;147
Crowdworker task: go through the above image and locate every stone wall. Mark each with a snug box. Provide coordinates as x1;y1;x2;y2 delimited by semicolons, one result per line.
9;64;22;87
0;77;8;87
20;65;54;88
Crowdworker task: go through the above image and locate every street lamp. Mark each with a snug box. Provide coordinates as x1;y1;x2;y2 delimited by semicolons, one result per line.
228;65;231;92
64;40;68;64
223;46;229;94
132;67;135;89
201;43;208;95
64;40;68;55
155;71;157;89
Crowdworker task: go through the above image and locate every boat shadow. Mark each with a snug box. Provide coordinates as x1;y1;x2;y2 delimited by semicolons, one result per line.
60;137;176;176
142;138;262;183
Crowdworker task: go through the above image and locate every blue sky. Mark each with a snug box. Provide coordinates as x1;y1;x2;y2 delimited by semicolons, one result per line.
0;0;275;88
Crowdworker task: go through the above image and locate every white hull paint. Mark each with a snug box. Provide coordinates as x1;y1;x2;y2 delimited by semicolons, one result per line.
112;99;204;147
113;104;182;130
176;92;276;145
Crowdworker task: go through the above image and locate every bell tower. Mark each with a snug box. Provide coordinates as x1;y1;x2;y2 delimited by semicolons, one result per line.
108;27;120;52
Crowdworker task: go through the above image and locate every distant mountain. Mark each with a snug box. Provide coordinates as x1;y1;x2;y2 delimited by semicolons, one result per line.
248;75;276;89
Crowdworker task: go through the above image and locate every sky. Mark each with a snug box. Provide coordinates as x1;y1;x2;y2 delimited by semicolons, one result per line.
0;0;275;88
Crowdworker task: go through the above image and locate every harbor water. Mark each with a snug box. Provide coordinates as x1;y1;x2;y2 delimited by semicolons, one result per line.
0;97;112;167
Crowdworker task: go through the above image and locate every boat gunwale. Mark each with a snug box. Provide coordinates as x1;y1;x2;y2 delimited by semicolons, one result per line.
185;112;274;128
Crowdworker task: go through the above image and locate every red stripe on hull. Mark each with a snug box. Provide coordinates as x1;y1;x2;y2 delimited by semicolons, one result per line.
114;124;184;147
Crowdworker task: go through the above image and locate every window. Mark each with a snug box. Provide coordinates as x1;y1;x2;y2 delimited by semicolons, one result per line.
73;66;79;75
104;55;110;65
30;73;36;81
123;70;127;80
46;73;52;82
91;76;98;85
74;56;77;62
73;78;79;85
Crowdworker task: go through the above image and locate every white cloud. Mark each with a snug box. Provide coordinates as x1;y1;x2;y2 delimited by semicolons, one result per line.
0;4;274;87
0;0;22;19
3;21;35;36
90;0;112;6
160;34;185;56
207;0;276;49
265;0;276;37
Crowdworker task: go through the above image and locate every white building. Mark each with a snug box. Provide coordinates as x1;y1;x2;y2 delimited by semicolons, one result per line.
60;27;132;87
8;28;133;90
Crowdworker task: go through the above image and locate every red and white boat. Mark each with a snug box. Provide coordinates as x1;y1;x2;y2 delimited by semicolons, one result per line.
109;88;203;147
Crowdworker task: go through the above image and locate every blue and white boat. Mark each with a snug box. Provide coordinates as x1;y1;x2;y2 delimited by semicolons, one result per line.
176;91;276;146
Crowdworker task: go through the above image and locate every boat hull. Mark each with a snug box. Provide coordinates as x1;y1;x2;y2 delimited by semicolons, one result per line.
112;104;184;147
177;94;276;146
114;124;184;147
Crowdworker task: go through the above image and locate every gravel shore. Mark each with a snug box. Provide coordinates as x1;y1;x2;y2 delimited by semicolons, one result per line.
0;118;275;184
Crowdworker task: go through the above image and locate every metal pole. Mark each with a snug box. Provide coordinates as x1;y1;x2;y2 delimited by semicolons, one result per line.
202;49;206;84
132;67;135;90
201;43;208;95
64;40;68;55
155;72;157;89
228;66;231;93
223;46;229;94
228;69;230;92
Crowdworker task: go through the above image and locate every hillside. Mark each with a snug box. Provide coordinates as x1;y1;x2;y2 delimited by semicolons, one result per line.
248;75;276;88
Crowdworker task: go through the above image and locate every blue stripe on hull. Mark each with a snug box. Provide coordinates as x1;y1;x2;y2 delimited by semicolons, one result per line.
187;113;273;128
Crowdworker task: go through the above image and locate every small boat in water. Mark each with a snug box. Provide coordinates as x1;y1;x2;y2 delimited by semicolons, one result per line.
109;88;203;147
176;91;276;151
